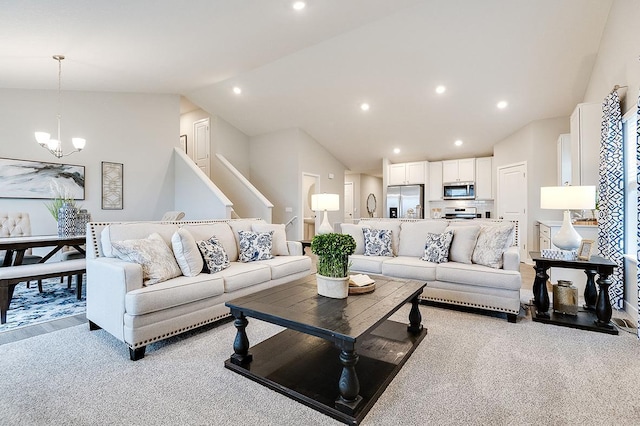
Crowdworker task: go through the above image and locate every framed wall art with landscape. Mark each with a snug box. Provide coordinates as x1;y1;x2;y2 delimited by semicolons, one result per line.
101;161;123;210
0;157;85;200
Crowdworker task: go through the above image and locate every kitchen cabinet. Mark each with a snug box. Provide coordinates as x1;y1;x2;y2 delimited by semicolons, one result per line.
557;133;571;186
570;103;601;186
388;161;425;185
475;157;493;200
442;158;475;182
428;161;443;201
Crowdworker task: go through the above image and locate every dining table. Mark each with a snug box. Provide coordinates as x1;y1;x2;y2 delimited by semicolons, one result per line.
0;234;86;267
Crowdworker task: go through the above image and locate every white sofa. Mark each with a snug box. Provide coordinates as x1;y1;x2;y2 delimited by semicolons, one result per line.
341;218;522;322
86;218;312;360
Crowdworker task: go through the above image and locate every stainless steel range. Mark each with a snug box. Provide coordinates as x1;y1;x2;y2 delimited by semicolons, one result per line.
444;206;478;220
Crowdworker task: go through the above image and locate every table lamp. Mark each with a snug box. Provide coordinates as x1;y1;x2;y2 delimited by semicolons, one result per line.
311;193;339;235
540;185;596;250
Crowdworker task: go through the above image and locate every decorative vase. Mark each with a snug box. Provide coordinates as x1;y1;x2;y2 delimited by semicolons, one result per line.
57;202;78;237
316;274;349;299
74;209;91;236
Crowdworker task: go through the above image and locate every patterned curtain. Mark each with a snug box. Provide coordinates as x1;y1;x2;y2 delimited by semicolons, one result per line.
597;91;624;309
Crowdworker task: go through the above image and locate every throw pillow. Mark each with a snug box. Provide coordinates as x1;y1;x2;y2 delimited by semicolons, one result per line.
251;223;289;256
238;230;274;262
171;228;204;277
471;223;515;269
446;225;481;264
421;231;454;263
197;236;230;273
362;228;394;257
111;233;182;285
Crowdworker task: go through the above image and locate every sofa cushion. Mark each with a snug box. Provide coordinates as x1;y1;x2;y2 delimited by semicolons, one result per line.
436;262;521;291
259;255;312;280
472;222;515;269
112;233;182;285
213;262;271;293
228;219;267;256
340;223;371;255
398;220;449;257
363;228;393;257
421;231;454;263
252;223;289;256
381;257;437;281
369;221;401;255
348;254;386;274
197;236;230;273
446;225;481;264
101;223;178;258
125;274;225;316
238;230;274;262
171;228;203;277
180;223;238;262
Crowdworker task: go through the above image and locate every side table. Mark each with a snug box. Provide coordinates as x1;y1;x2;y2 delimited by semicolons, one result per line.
529;252;618;335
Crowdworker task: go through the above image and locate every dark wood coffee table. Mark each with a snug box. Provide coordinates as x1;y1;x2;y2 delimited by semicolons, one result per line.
224;274;427;425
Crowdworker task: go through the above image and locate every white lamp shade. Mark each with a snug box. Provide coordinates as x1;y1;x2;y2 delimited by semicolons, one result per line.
35;132;51;145
540;186;596;210
72;138;86;150
46;139;60;151
311;193;340;211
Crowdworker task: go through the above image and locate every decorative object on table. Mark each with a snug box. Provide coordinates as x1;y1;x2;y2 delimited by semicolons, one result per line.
311;232;356;299
44;180;80;221
0;158;85;200
348;273;375;294
577;239;594;261
311;193;339;234
34;55;87;158
57;202;78;237
366;193;376;217
552;280;578;316
540;185;596;250
540;249;577;261
74;209;91;236
102;161;123;210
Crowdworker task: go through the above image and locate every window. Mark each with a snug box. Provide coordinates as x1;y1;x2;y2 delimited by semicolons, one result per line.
622;108;638;256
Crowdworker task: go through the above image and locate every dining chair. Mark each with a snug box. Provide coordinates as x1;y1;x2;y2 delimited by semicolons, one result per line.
0;212;44;289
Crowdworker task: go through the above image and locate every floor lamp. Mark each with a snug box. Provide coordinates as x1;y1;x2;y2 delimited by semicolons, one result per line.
540;186;596;250
311;193;339;235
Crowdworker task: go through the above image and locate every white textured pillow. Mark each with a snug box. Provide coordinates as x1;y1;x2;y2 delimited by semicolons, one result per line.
238;230;274;262
421;231;454;263
251;223;289;256
171;228;204;277
363;228;394;257
197;236;230;273
340;223;371;255
446;225;481;264
471;223;515;269
111;233;182;285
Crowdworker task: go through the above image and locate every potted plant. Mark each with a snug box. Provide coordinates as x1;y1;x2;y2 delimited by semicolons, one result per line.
311;232;356;299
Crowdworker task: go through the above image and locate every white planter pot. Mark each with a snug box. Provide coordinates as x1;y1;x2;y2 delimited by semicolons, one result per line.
316;274;349;299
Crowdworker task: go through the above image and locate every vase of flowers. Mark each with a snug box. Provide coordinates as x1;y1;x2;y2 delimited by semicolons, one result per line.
311;233;356;299
45;182;79;237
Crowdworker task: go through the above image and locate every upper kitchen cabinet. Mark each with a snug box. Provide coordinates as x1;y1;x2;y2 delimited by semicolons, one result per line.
570;103;601;186
475;157;493;200
428;161;443;201
388;161;426;185
442;158;475;182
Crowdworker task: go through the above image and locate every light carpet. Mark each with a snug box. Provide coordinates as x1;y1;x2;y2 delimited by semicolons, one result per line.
1;301;638;426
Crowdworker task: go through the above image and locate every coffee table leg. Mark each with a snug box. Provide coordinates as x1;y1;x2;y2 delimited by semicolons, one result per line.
335;348;363;414
407;294;423;334
230;311;253;366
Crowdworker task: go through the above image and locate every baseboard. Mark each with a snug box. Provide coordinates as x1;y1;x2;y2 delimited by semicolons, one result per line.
623;299;638;324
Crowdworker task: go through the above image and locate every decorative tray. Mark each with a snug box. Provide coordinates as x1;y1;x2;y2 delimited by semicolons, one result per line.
349;282;375;295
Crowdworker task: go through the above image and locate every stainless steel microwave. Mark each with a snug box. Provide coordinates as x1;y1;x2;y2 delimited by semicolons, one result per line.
443;181;475;200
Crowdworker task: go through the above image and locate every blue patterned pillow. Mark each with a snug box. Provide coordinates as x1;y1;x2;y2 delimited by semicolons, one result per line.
197;236;230;273
363;228;394;257
421;231;454;263
238;230;274;262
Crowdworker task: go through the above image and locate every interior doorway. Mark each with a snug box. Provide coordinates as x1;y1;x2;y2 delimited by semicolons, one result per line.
301;173;320;240
497;162;528;261
193;118;210;177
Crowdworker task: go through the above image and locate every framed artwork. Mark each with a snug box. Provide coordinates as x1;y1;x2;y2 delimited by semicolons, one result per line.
180;134;187;153
0;157;85;200
102;161;123;210
577;239;594;261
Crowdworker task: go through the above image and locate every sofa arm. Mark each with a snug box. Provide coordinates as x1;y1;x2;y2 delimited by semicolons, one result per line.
503;246;520;271
287;241;303;256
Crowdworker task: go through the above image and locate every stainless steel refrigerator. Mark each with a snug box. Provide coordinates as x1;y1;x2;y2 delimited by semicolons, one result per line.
386;185;424;219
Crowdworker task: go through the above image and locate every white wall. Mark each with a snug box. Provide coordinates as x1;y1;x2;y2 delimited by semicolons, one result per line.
0;88;179;235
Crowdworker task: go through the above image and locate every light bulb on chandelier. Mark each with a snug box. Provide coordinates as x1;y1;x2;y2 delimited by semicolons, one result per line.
35;55;86;158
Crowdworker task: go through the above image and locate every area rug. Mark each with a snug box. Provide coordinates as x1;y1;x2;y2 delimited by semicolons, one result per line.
0;277;85;332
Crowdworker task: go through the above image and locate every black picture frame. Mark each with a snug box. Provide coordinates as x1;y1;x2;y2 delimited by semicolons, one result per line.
180;134;187;153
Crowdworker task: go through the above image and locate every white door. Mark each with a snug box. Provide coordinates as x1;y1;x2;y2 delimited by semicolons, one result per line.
497;162;527;260
194;118;210;177
344;182;354;222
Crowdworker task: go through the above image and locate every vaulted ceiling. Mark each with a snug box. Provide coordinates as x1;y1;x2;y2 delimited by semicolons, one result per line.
1;0;613;174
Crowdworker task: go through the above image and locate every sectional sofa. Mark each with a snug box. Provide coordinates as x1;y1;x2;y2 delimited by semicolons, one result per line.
341;218;522;322
86;218;311;360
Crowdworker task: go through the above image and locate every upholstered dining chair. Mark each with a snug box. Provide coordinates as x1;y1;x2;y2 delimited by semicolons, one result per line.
0;212;43;289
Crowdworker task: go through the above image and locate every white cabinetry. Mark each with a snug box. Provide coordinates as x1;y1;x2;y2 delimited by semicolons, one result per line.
475;157;493;200
442;158;475;182
388;161;425;185
428;161;443;201
570;103;601;186
557;133;571;186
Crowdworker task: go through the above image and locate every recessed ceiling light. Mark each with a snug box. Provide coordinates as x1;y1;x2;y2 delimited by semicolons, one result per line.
293;1;306;10
360;103;370;111
454;139;463;146
497;100;508;109
435;85;446;94
233;86;242;95
393;148;400;154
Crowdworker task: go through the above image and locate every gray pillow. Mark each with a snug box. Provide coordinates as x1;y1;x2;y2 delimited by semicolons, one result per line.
472;223;515;268
446;225;481;264
111;233;182;285
421;231;454;263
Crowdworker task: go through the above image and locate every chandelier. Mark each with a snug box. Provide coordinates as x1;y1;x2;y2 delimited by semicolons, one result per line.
35;55;86;158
